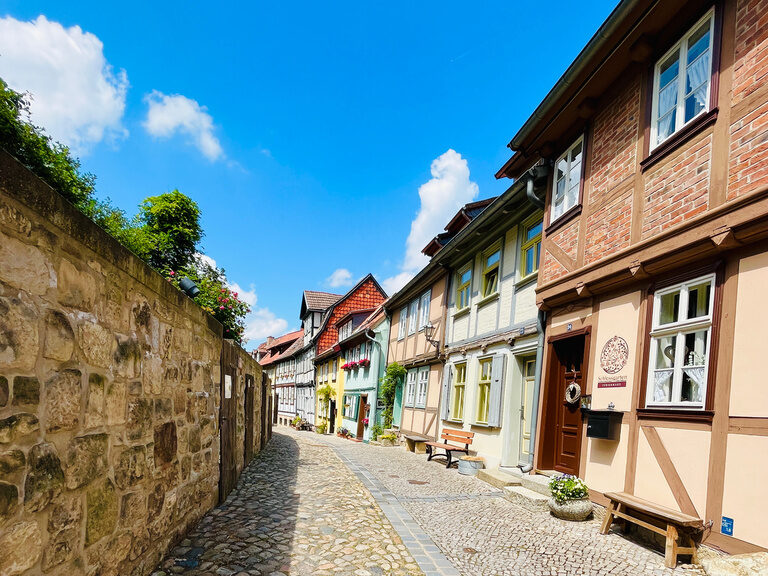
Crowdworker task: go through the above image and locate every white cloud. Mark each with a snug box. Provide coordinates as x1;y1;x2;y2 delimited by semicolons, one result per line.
244;308;289;344
227;281;257;307
144;90;223;161
382;149;478;294
326;268;353;288
0;15;129;152
381;272;414;296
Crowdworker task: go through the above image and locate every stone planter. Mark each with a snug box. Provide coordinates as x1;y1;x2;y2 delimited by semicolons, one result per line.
458;456;484;476
547;497;593;521
377;435;396;447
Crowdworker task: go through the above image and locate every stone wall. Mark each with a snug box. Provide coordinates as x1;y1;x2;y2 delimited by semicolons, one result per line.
0;149;265;576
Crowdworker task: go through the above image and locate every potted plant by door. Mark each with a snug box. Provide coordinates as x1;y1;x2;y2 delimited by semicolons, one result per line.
547;474;593;521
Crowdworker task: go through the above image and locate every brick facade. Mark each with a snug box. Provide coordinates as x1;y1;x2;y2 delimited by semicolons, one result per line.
316;279;386;354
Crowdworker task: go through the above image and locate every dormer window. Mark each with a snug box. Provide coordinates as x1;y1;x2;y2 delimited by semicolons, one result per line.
551;136;583;223
339;320;353;341
651;11;714;150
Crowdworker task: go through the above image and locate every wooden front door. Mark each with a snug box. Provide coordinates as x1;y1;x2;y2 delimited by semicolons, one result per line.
219;340;238;503
356;395;368;439
540;333;588;476
519;357;537;465
329;400;336;433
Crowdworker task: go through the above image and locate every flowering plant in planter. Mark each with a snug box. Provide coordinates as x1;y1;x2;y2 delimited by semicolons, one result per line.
347;361;359;370
549;474;589;503
358;358;370;368
363;418;369;426
547;474;592;521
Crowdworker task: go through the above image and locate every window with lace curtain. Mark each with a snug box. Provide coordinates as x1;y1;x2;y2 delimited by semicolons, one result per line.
650;10;714;150
645;274;715;408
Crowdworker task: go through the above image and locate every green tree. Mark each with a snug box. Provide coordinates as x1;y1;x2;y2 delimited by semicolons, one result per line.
380;362;406;428
139;190;203;272
0;78;95;207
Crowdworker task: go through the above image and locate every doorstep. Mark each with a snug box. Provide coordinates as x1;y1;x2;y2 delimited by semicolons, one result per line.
476;468;522;489
503;485;549;508
520;472;552;497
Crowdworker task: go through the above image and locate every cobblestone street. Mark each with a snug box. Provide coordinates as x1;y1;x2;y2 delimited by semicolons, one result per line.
155;427;708;576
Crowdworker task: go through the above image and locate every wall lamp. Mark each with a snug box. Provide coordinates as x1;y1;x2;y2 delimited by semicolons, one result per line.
424;322;439;349
179;277;200;297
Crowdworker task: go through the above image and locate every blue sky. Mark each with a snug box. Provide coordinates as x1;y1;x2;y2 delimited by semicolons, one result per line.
0;1;617;346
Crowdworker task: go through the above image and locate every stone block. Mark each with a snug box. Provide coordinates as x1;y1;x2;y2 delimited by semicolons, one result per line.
0;413;39;444
147;483;164;519
43;310;74;362
0;449;25;474
45;369;82;432
86;373;105;428
57;258;97;311
0;481;19;519
42;497;81;571
114;446;147;489
12;375;39;406
119;491;146;527
154;422;177;466
65;433;108;490
180;455;191;480
79;322;116;368
0;231;51;296
105;380;126;426
126;398;152;440
114;336;142;379
0;296;39;372
0;201;32;237
86;530;132;576
0;520;42;576
86;478;118;546
188;427;201;453
0;376;7;406
173;388;186;415
143;353;163;395
24;442;64;512
154;397;172;420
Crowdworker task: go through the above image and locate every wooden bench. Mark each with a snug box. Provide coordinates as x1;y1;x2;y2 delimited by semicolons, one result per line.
425;429;474;468
403;434;429;454
601;492;704;568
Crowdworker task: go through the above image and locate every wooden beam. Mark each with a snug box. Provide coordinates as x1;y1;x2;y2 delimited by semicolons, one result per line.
641;426;699;518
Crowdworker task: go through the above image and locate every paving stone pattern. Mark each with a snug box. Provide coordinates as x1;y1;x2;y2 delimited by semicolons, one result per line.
153;431;421;576
156;427;708;576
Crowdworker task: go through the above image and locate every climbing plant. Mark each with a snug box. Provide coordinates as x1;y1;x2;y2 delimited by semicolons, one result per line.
317;384;335;425
379;362;406;428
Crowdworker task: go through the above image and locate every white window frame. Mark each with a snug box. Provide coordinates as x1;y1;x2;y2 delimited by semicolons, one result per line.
404;369;417;407
415;367;429;408
418;290;431;330
408;299;419;335
650;10;715;151
339;320;353;341
645;273;715;409
551;135;584;223
398;306;408;340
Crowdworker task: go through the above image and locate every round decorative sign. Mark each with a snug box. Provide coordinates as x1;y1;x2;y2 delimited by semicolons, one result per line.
600;336;629;375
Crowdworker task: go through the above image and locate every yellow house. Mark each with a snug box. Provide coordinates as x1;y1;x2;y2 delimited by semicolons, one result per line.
314;353;344;434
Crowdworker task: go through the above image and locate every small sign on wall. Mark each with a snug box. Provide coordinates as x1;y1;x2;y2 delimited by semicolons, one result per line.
597;377;627;389
721;516;734;536
225;374;232;399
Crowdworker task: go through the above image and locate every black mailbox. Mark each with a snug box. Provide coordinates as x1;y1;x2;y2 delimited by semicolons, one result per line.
584;409;623;441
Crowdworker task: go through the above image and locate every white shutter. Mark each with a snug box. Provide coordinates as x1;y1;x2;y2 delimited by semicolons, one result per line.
487;354;505;427
441;364;453;421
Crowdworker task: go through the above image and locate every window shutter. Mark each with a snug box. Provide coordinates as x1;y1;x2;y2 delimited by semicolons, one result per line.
488;354;505;427
441;364;453;420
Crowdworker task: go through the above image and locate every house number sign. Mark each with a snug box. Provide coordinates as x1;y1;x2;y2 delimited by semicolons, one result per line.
600;336;629;374
224;375;232;399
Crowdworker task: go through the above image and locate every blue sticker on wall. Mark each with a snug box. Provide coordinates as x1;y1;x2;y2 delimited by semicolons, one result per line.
721;516;734;536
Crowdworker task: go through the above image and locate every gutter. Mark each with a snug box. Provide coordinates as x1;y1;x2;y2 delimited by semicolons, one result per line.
506;0;646;154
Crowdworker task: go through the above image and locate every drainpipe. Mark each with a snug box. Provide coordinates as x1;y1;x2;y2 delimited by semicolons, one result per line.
520;164;547;473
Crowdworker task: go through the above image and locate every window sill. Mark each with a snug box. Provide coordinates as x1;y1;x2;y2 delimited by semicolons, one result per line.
470;422;498;429
637;408;714;423
453;306;471;320
516;272;537;290
641;107;718;173
477;292;500;308
545;204;582;235
444;418;464;424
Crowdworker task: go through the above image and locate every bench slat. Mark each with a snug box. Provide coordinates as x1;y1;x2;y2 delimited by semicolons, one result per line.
441;429;474;438
425;442;467;451
604;492;702;528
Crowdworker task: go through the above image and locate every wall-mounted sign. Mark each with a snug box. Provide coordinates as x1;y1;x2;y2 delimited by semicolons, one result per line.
224;374;232;399
721;516;734;536
597;376;627;388
600;336;629;374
